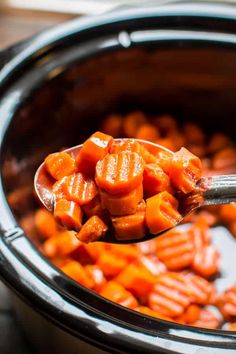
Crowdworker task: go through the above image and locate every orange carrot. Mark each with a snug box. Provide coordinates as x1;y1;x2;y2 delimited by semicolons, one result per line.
97;252;128;277
192;245;220;278
64;173;98;205
42;230;79;258
84;265;106;292
123;111;147;137
35;208;59;239
143;163;172;197
100;184;143;216
100;281;138;309
54;199;83;231
184;273;216;305
60;260;94;288
100;114;122;137
135;306;171;321
45;152;76;180
135;123;160;142
76;215;108;243
220;204;236;224
76;131;113;176
169;147;202;194
146;191;181;234
112;201;146;240
82;195;109;222
154;114;177;135
96;151;144;195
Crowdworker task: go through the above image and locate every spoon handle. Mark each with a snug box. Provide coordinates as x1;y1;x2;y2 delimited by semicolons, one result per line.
201;174;236;206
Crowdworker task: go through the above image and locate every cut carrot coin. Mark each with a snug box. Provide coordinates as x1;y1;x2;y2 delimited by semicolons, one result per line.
143;163;172;197
54;199;83;231
192;245;220;278
96;151;144;195
35;208;59;239
76;215;108;243
52;177;67;201
146;191;181;234
76;131;113;176
135;123;160;142
42;230;79;258
45;152;76;180
97;252;128;277
64;172;98;205
100;281;138;309
100;184;143;216
169;147;202;194
82;195;109;222
60;260;94;288
112;201;146;240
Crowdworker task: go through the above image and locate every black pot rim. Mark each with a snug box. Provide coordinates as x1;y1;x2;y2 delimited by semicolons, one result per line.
1;3;236;353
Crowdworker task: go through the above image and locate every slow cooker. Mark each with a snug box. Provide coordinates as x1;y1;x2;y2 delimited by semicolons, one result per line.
1;2;236;353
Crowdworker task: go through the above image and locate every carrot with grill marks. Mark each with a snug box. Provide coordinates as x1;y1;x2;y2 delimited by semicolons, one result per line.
100;184;143;216
76;131;113;176
169;147;202;194
64;172;98;205
45;152;76;180
146;191;182;235
54;199;83;231
184;273;216;305
76;215;108;243
96;151;144;195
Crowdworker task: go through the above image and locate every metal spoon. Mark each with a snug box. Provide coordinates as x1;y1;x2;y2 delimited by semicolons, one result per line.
34;139;236;244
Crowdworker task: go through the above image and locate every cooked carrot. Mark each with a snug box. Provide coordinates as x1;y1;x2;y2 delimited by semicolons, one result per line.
100;281;138;309
123;111;147;137
97;252;128;277
208;133;231;154
169;147;202;194
156;230;194;270
191;308;220;329
183;123;205;145
135;306;171;321
166;131;186;151
42;230;79;258
76;216;108;243
116;264;156;298
100;184;143;216
52;177;67;201
84;265;106;292
146;191;182;234
63;172;98;205
100;114;122;137
155;150;173;174
155;138;176;152
54;199;83;231
110;139;158;164
45;152;76;180
82;195;109;222
192;245;220;278
148;272;191;317
135;123;160;142
180;304;201;324
218;285;236;319
35;208;59;239
76;131;113;176
184;273;216;305
111;201;146;240
60;260;94;288
220;204;236;224
96;151;144;195
212;147;236;171
143;163;172;197
108;244;139;262
137;255;167;276
227;322;236;331
154;115;177;135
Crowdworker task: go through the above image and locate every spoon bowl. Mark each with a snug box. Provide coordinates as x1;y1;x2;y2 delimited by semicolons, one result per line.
34;139;236;244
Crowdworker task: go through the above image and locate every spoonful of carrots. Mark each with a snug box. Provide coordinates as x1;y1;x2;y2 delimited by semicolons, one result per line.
34;131;236;244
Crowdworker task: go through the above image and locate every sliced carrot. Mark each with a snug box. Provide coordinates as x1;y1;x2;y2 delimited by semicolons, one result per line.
63;173;98;205
123;111;147;137
82;195;109;222
155;138;176;152
96;151;144;195
180;304;201;324
42;230;79;258
84;265;106;292
110;139;158;164
135;123;160;142
54;199;83;231
100;184;143;216
218;285;236;319
116;263;156;298
143;163;172;197
135;306;171;321
227;322;236;331
208;133;231;154
52;177;67;201
191;308;220;329
137;255;167;276
107;244;139;262
45;152;76;180
156;229;194;270
184;273;216;305
97;252;128;277
148;272;191;317
100;281;138;309
192;245;220;278
146;191;182;235
220;204;236;224
76;215;108;243
76;131;113;176
35;208;59;239
100;114;122;137
156;150;173;174
212;147;236;171
60;260;94;288
112;202;146;240
169;147;202;194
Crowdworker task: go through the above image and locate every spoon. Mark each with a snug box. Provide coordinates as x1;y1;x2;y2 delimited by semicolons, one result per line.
34;139;236;244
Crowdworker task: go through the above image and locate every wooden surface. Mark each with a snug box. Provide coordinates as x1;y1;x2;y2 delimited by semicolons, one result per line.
0;9;75;354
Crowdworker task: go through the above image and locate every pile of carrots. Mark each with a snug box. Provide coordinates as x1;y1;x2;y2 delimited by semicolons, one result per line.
9;111;236;330
44;130;202;242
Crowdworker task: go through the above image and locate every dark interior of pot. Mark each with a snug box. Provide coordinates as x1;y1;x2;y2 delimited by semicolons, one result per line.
2;45;236;332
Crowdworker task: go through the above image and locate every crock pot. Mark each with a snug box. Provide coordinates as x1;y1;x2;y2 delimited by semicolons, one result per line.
1;2;236;353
